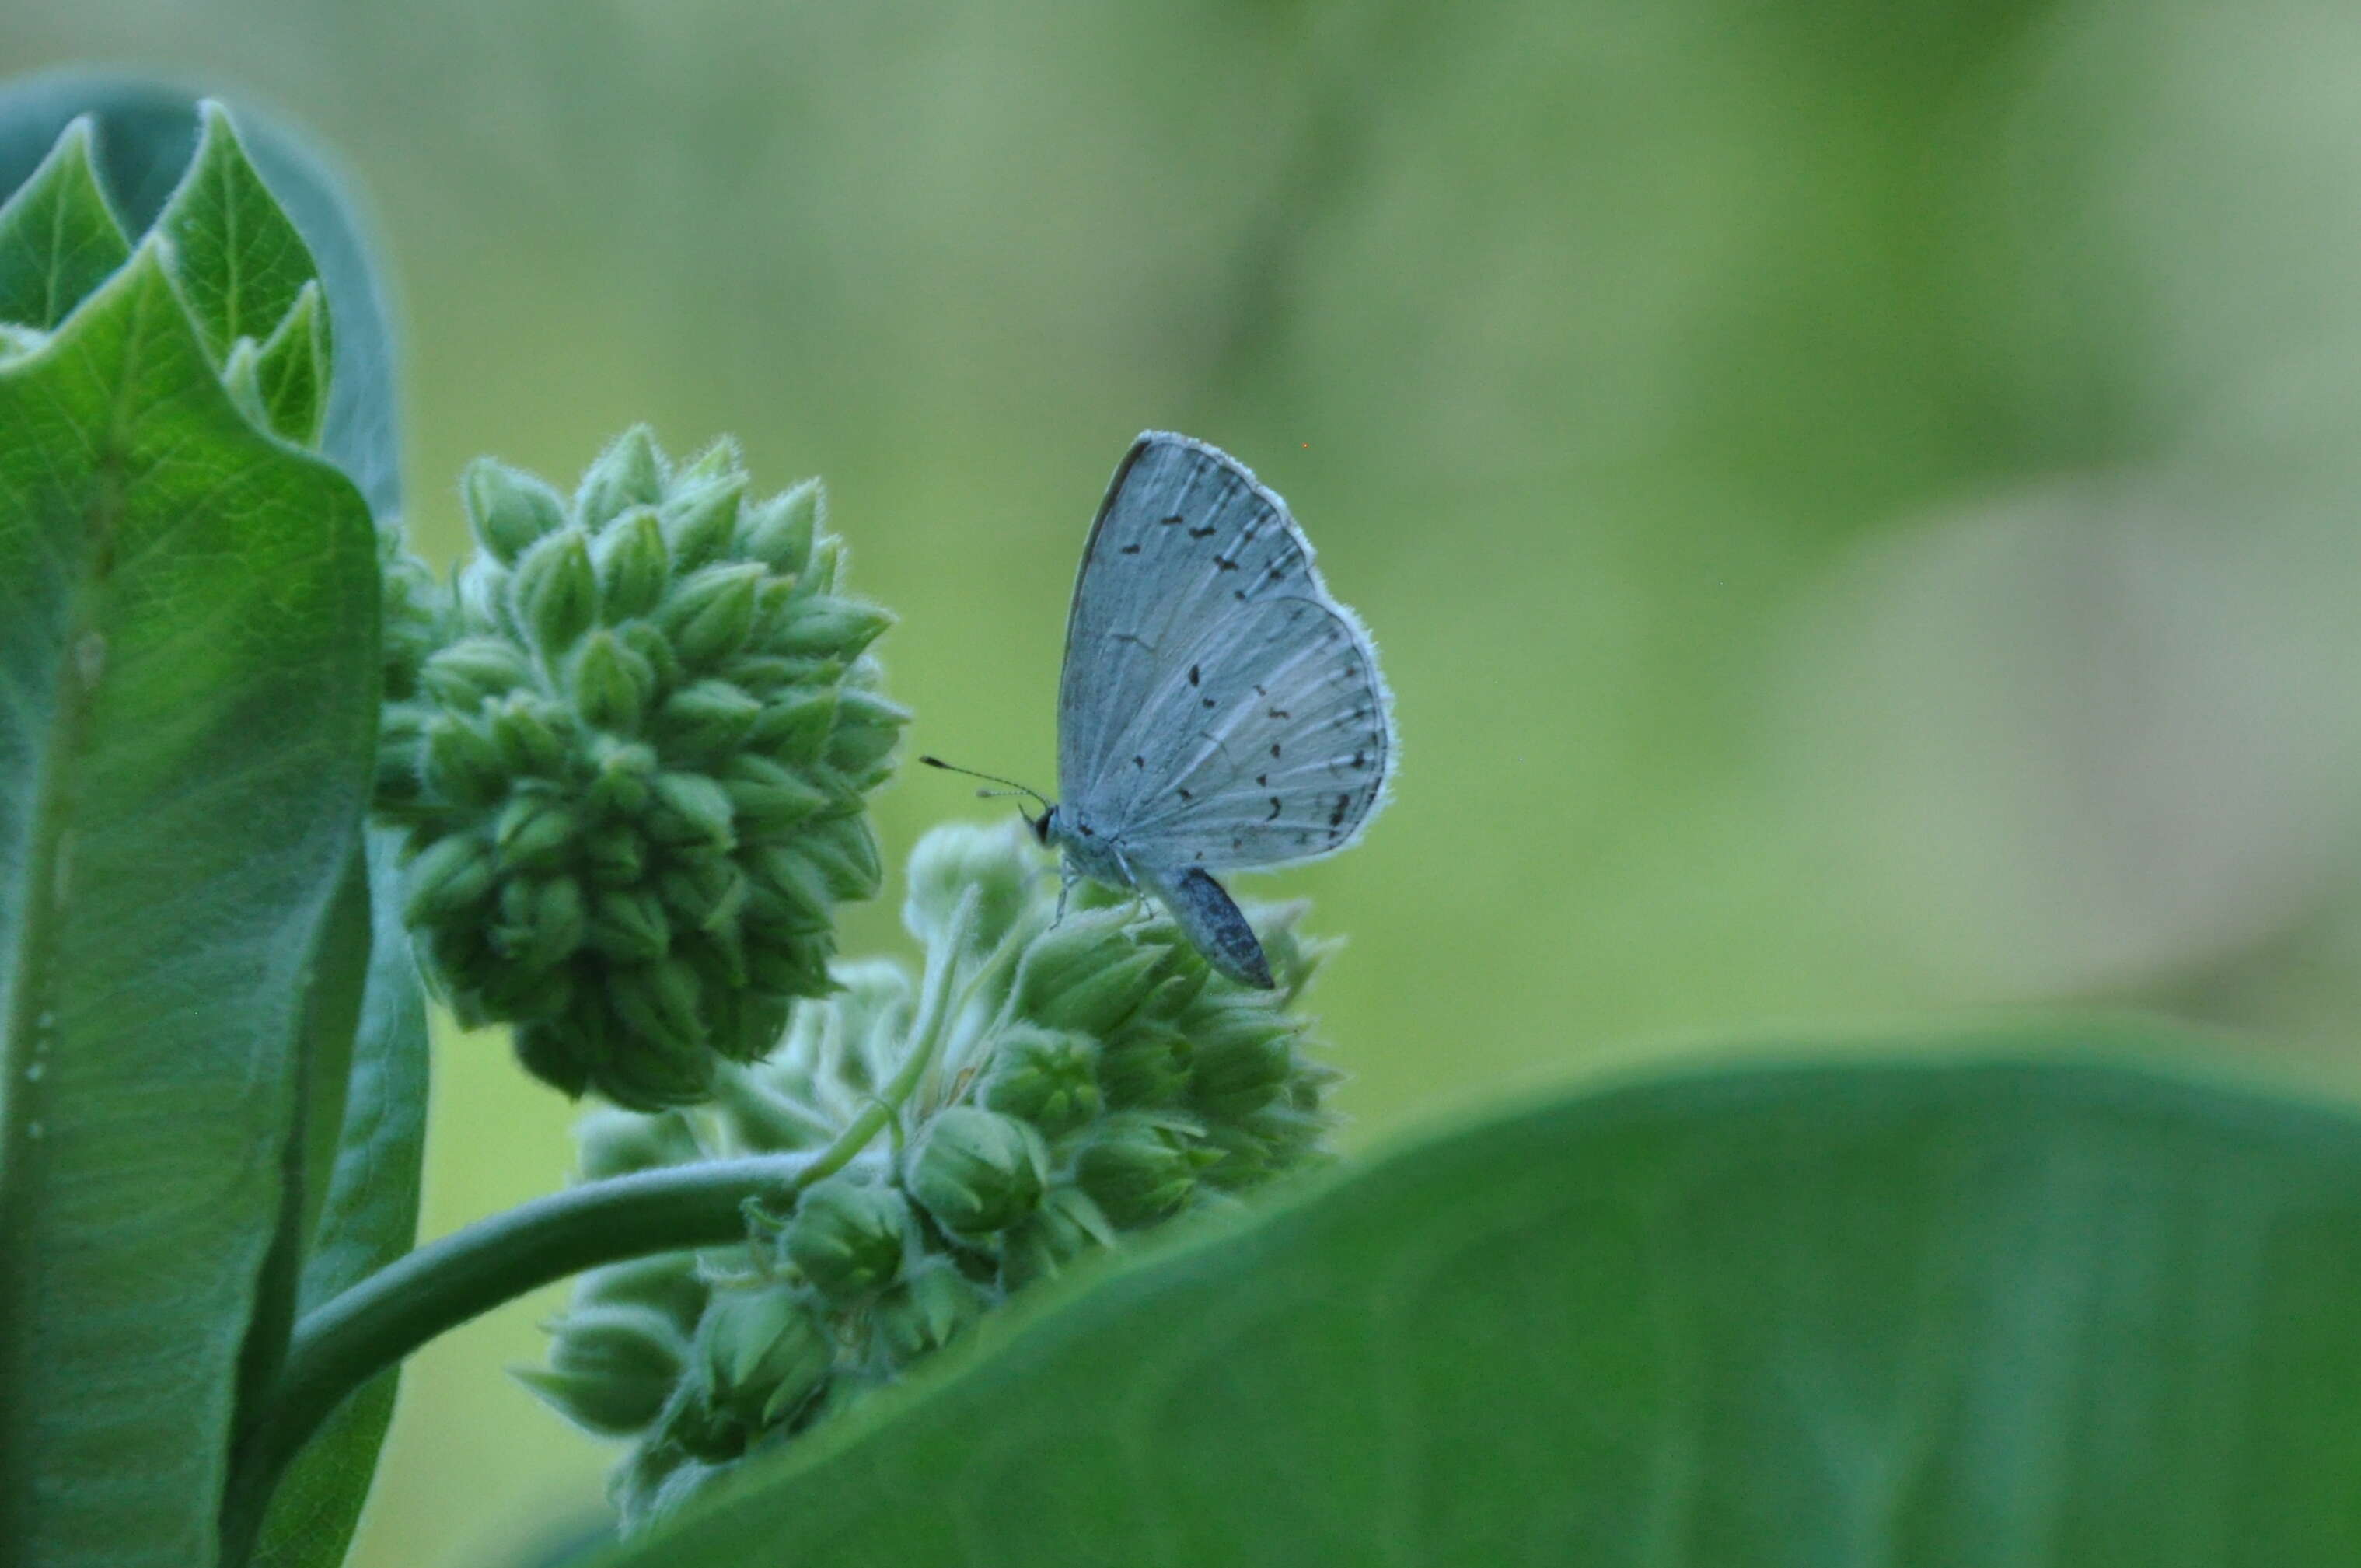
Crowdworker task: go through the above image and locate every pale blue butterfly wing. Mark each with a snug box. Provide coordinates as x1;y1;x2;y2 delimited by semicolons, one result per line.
1053;432;1394;984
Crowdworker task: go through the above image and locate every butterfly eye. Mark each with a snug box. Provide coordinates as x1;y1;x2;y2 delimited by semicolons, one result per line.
1030;808;1055;847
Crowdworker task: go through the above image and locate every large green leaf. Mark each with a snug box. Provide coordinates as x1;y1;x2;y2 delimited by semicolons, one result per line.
0;79;421;1565
602;1027;2361;1567
0;72;403;518
0;208;380;1568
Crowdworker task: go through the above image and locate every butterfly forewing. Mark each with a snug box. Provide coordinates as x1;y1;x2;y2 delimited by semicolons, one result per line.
1058;435;1293;806
1057;432;1394;873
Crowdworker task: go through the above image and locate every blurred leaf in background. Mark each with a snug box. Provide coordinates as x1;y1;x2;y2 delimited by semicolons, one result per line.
14;0;2361;1560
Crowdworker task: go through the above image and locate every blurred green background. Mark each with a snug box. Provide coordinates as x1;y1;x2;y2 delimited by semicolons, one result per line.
20;0;2361;1561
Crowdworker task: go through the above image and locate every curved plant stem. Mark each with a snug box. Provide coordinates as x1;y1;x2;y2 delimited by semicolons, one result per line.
222;1152;809;1559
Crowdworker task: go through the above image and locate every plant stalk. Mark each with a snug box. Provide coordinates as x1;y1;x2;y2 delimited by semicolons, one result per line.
220;1152;814;1562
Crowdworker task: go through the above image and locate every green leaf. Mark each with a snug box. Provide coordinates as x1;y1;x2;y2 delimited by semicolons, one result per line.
253;281;330;445
0;115;128;329
0;236;379;1567
247;826;431;1568
155;101;327;373
0;72;403;517
602;1026;2361;1567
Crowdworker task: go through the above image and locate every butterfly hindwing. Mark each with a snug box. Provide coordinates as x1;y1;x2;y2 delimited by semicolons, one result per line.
1097;593;1391;871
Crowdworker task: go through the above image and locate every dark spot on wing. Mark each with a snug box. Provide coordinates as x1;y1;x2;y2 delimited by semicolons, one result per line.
1352;749;1367;769
1213;554;1239;572
1188;523;1217;539
1329;793;1350;828
1201;697;1215;709
1133;754;1145;770
1079;824;1095;837
1266;796;1283;821
1252;683;1266;697
1161;513;1185;526
1118;542;1142;555
1231;836;1242;850
1188;664;1200;686
1268;707;1290;720
1256;773;1267;787
1177;787;1193;801
1270;742;1282;759
1112;633;1150;648
1233;589;1248;601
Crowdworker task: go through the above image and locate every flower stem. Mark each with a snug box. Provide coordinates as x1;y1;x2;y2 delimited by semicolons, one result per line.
221;1152;815;1563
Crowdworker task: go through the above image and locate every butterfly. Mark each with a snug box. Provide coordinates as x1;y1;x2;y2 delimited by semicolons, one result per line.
931;433;1394;988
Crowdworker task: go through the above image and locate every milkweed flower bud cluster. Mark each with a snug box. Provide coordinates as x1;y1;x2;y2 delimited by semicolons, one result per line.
374;428;906;1107
526;820;1341;1526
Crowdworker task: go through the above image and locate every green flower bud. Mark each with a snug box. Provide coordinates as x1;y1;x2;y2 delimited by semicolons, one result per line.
463;457;568;565
587;1024;718;1112
377;532;451;705
695;1282;834;1434
1016;924;1167;1037
903;819;1034;954
574;1250;708;1331
422;714;508;805
997;1185;1116;1290
736;478;819;574
676;435;741;488
419;636;533;708
742;844;831;934
797;817;882;902
648;771;737;849
657;562;766;666
747;689;837;763
662;473;749;574
570;630;655;734
907;1106;1048;1235
823;689;910;775
511;529;599;658
492;872;588;969
453;554;514;639
574;1105;703;1179
660;856;749;934
518;1303;687;1436
607;957;707;1061
585;738;658;818
1186;1005;1298;1122
401;833;494;925
983;1025;1102;1134
595;506;671;620
483;693;571;777
782;1177;913;1303
658;679;763;758
493;791;578;871
505;1001;592;1088
1073;1114;1220;1228
773;595;891;658
1095;1017;1191;1108
577;424;667;529
721;754;831;834
872;1257;993;1363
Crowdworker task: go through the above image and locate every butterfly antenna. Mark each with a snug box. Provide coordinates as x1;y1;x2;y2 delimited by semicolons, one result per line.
918;755;1053;814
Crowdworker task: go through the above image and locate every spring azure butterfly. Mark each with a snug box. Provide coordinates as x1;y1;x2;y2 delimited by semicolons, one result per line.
934;432;1395;989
